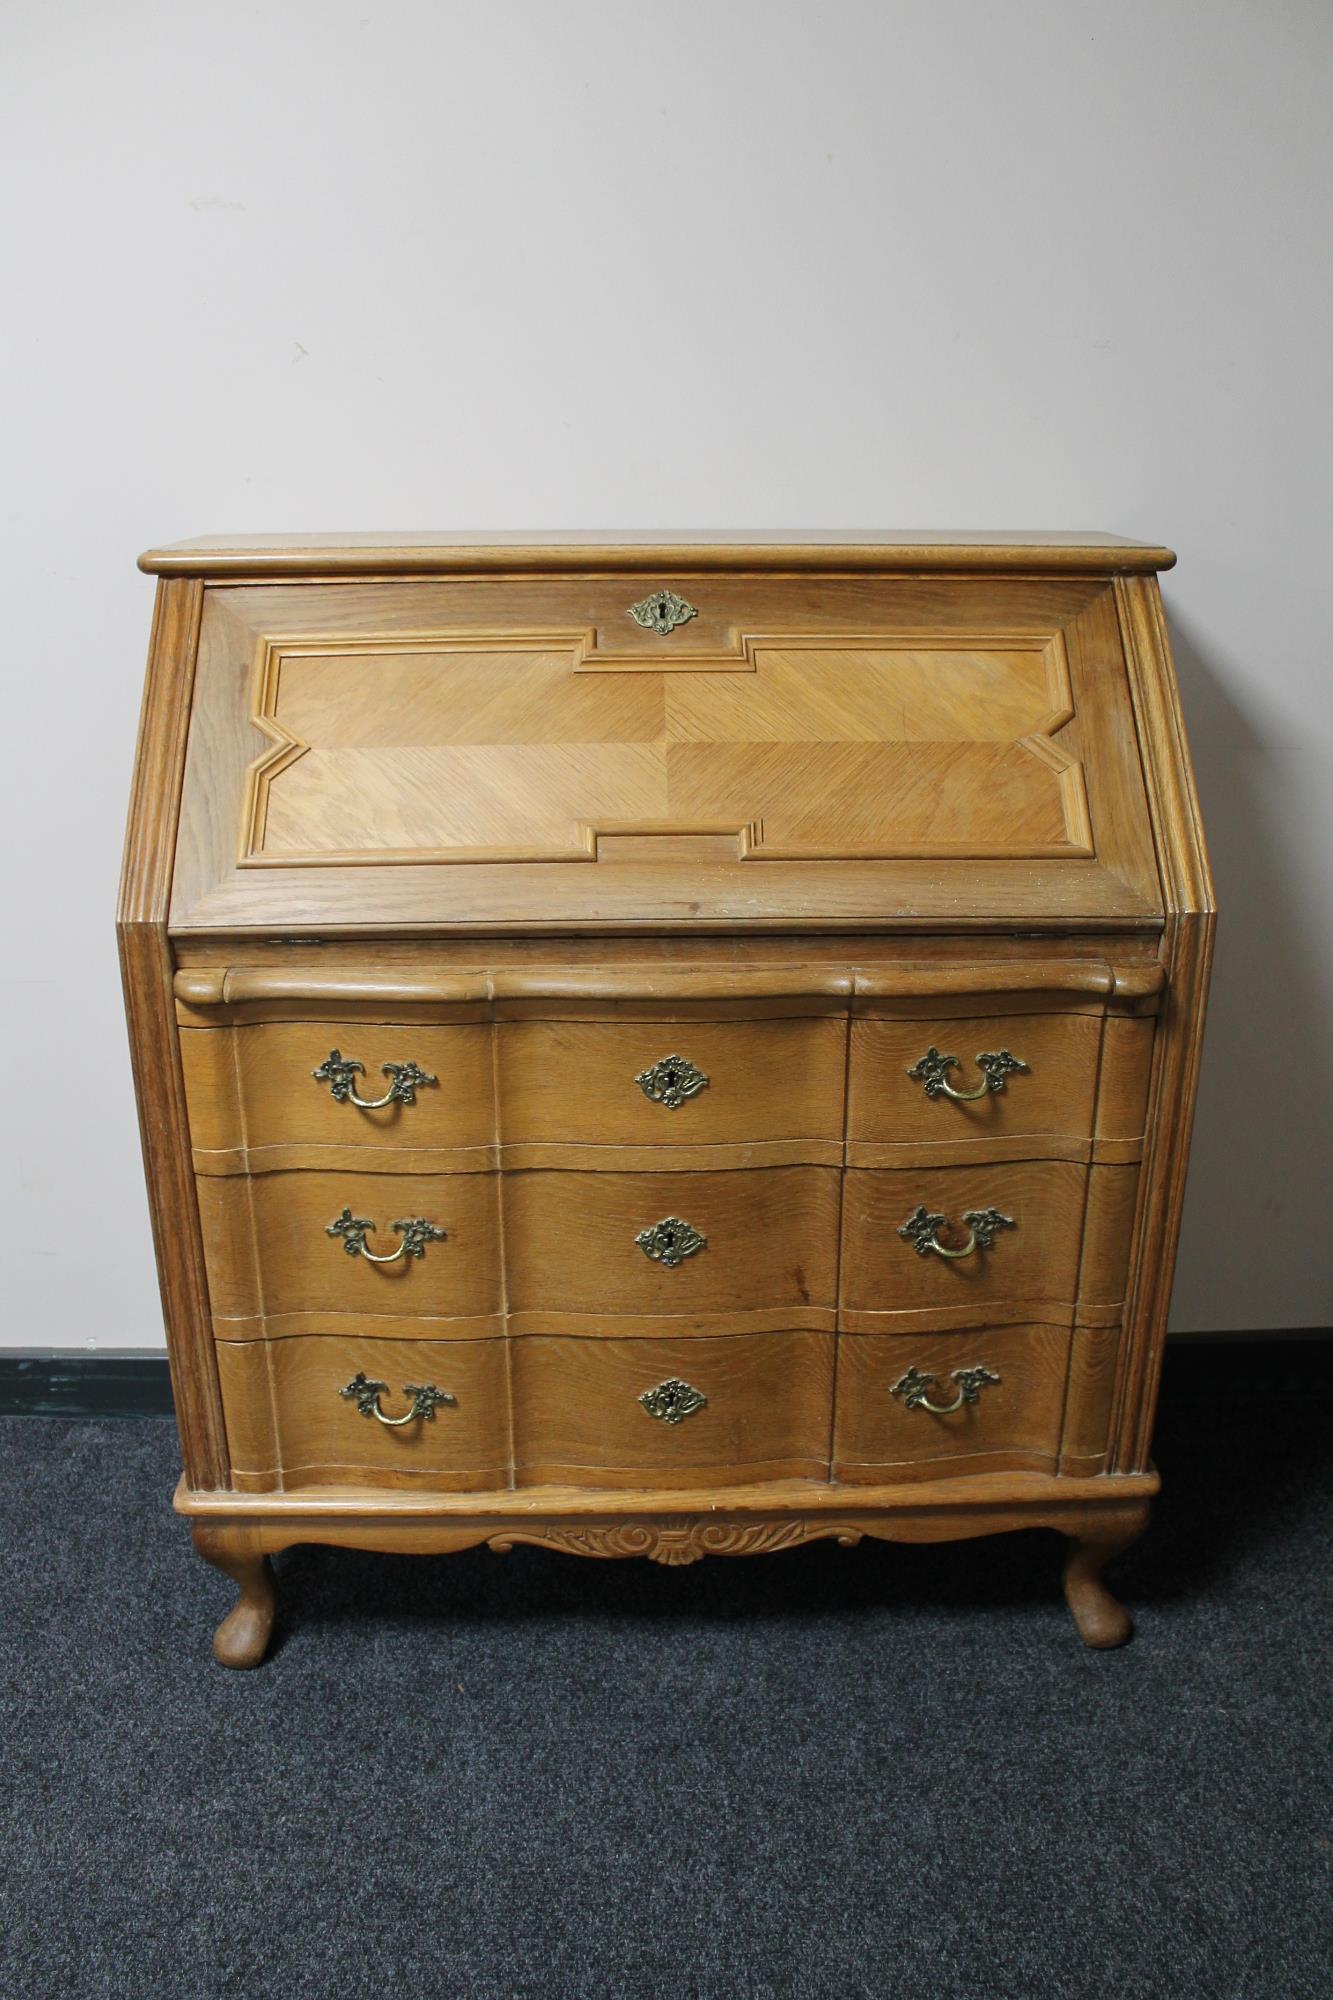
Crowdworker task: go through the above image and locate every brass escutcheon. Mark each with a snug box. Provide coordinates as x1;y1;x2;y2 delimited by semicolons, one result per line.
627;587;698;636
635;1055;710;1108
634;1217;708;1267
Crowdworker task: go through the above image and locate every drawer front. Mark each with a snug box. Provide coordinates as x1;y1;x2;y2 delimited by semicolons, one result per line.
512;1331;832;1486
216;1335;510;1492
503;1167;840;1326
840;1161;1085;1326
497;1015;846;1153
181;1019;494;1169
848;1011;1101;1158
832;1325;1070;1481
198;1170;504;1333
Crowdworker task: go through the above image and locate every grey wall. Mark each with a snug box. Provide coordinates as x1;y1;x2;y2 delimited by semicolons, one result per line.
3;0;1329;1347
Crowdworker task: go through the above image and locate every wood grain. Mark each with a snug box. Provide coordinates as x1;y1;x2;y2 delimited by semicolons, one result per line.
140;530;1177;578
117;577;229;1489
496;1015;847;1149
511;1332;833;1487
832;1324;1071;1481
1111;576;1216;1469
198;1169;503;1327
168;575;1164;931
504;1167;841;1319
847;1011;1103;1152
217;1334;510;1492
180;1017;494;1169
840;1161;1087;1319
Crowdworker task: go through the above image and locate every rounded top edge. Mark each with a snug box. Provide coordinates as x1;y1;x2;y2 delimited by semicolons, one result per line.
138;532;1177;579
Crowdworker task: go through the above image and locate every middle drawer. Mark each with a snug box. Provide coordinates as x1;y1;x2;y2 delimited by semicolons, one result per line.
505;1167;841;1332
197;1165;841;1339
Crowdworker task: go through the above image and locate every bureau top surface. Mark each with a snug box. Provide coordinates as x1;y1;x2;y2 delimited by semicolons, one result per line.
136;544;1211;935
140;530;1175;579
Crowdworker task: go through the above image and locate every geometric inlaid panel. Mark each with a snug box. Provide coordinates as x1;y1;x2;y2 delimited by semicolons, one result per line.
243;629;1091;865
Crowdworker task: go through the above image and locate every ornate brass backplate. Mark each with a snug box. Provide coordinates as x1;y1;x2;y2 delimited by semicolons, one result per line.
627;587;699;636
340;1372;456;1426
326;1209;447;1263
312;1050;438;1108
639;1378;708;1424
890;1365;1001;1415
906;1046;1029;1101
897;1205;1015;1259
634;1216;708;1267
634;1055;710;1108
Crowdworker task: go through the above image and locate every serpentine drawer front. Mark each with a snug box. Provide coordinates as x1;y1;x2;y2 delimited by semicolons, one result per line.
121;532;1212;1663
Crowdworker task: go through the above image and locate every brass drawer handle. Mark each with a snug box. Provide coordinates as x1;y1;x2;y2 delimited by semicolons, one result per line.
326;1208;446;1264
340;1371;456;1427
313;1049;437;1110
898;1205;1015;1259
635;1054;710;1108
639;1378;708;1424
627;587;698;635
635;1216;708;1267
907;1046;1028;1102
891;1365;1001;1415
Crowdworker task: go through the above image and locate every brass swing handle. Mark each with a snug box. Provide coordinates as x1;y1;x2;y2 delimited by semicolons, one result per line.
892;1365;1001;1415
907;1046;1028;1102
898;1205;1016;1260
313;1050;437;1110
326;1209;446;1264
340;1372;455;1426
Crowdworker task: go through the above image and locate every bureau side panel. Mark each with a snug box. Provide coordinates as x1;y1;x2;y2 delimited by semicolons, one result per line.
1113;578;1216;1469
118;577;230;1489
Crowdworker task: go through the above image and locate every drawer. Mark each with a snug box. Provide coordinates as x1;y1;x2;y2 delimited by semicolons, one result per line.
832;1326;1070;1481
848;1011;1102;1160
180;1018;495;1170
216;1334;510;1492
840;1161;1085;1327
503;1167;841;1329
512;1331;832;1487
197;1170;504;1335
497;1015;846;1157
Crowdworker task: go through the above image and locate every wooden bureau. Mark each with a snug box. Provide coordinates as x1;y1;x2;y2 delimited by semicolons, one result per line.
119;532;1213;1664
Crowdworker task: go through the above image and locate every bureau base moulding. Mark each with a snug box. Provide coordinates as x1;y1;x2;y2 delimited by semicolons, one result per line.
183;1473;1158;1666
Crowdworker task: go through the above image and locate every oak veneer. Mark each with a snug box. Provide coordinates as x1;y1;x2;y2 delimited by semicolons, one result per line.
119;533;1212;1665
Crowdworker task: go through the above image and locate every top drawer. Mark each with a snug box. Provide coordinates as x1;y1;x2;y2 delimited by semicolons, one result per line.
176;988;849;1170
497;1015;845;1159
847;986;1155;1167
179;1015;496;1173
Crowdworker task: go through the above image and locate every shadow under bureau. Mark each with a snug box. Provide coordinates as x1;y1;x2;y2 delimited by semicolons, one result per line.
119;532;1213;1665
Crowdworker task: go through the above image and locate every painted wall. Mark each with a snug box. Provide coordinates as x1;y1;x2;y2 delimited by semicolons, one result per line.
3;0;1329;1348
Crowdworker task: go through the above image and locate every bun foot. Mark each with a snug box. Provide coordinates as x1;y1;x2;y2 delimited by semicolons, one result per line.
193;1525;276;1668
1061;1519;1146;1649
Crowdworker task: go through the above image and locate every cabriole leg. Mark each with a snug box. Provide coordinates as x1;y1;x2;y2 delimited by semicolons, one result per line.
192;1524;277;1668
1060;1511;1148;1649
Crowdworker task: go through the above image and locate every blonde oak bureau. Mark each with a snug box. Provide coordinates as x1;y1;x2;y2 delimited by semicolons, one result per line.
118;531;1214;1666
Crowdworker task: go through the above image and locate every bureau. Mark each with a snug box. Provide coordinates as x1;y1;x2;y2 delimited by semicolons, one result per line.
119;532;1213;1665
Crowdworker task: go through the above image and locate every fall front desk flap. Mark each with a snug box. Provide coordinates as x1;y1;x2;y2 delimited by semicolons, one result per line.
157;543;1173;932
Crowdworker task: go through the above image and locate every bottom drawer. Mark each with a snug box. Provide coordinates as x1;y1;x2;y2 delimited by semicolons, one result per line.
512;1331;833;1488
832;1325;1071;1482
217;1335;510;1493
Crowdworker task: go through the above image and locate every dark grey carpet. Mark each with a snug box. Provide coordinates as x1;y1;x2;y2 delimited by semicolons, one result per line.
1;1343;1329;2000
